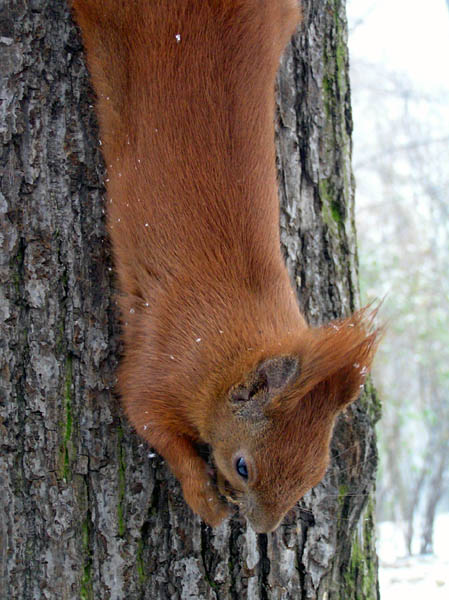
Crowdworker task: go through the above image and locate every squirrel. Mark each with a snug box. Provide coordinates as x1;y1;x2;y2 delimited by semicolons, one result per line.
72;0;380;533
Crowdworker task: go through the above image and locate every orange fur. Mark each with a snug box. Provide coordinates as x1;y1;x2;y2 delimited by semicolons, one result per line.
72;0;380;532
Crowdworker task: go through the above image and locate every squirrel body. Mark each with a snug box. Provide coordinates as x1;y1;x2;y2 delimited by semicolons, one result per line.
72;0;379;532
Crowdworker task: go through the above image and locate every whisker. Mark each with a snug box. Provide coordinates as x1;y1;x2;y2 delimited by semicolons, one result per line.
322;491;370;499
330;441;373;461
327;453;379;477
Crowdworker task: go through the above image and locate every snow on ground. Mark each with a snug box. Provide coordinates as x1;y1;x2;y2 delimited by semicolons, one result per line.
378;513;449;599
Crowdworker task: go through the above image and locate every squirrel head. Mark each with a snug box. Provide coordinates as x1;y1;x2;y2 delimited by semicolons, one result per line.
208;310;380;533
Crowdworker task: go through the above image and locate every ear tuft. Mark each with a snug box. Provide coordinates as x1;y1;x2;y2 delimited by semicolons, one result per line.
277;305;383;414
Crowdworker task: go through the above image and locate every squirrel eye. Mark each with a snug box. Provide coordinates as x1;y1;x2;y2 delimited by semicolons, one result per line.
235;457;248;480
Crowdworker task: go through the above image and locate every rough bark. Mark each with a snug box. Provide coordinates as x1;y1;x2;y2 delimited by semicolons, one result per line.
0;1;380;599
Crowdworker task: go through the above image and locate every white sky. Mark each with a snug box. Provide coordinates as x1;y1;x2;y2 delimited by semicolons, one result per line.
347;0;449;217
347;0;449;89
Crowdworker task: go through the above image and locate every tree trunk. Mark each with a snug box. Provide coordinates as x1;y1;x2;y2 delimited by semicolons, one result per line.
0;1;380;598
420;448;447;555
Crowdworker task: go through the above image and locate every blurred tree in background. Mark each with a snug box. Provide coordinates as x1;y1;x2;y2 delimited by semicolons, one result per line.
350;47;449;555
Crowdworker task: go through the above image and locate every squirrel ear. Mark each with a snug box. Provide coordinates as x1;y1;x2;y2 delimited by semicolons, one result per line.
314;353;373;414
255;355;299;395
281;308;382;415
229;356;300;420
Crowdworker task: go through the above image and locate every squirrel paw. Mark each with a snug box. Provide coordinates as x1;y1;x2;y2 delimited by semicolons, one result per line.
182;469;230;527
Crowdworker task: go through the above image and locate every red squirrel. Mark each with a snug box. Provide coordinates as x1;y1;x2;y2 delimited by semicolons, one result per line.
72;0;380;533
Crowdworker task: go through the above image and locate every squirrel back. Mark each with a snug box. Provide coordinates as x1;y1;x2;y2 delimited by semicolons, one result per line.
72;0;380;532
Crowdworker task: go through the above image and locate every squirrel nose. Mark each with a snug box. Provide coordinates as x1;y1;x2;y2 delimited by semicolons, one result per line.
247;512;283;534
